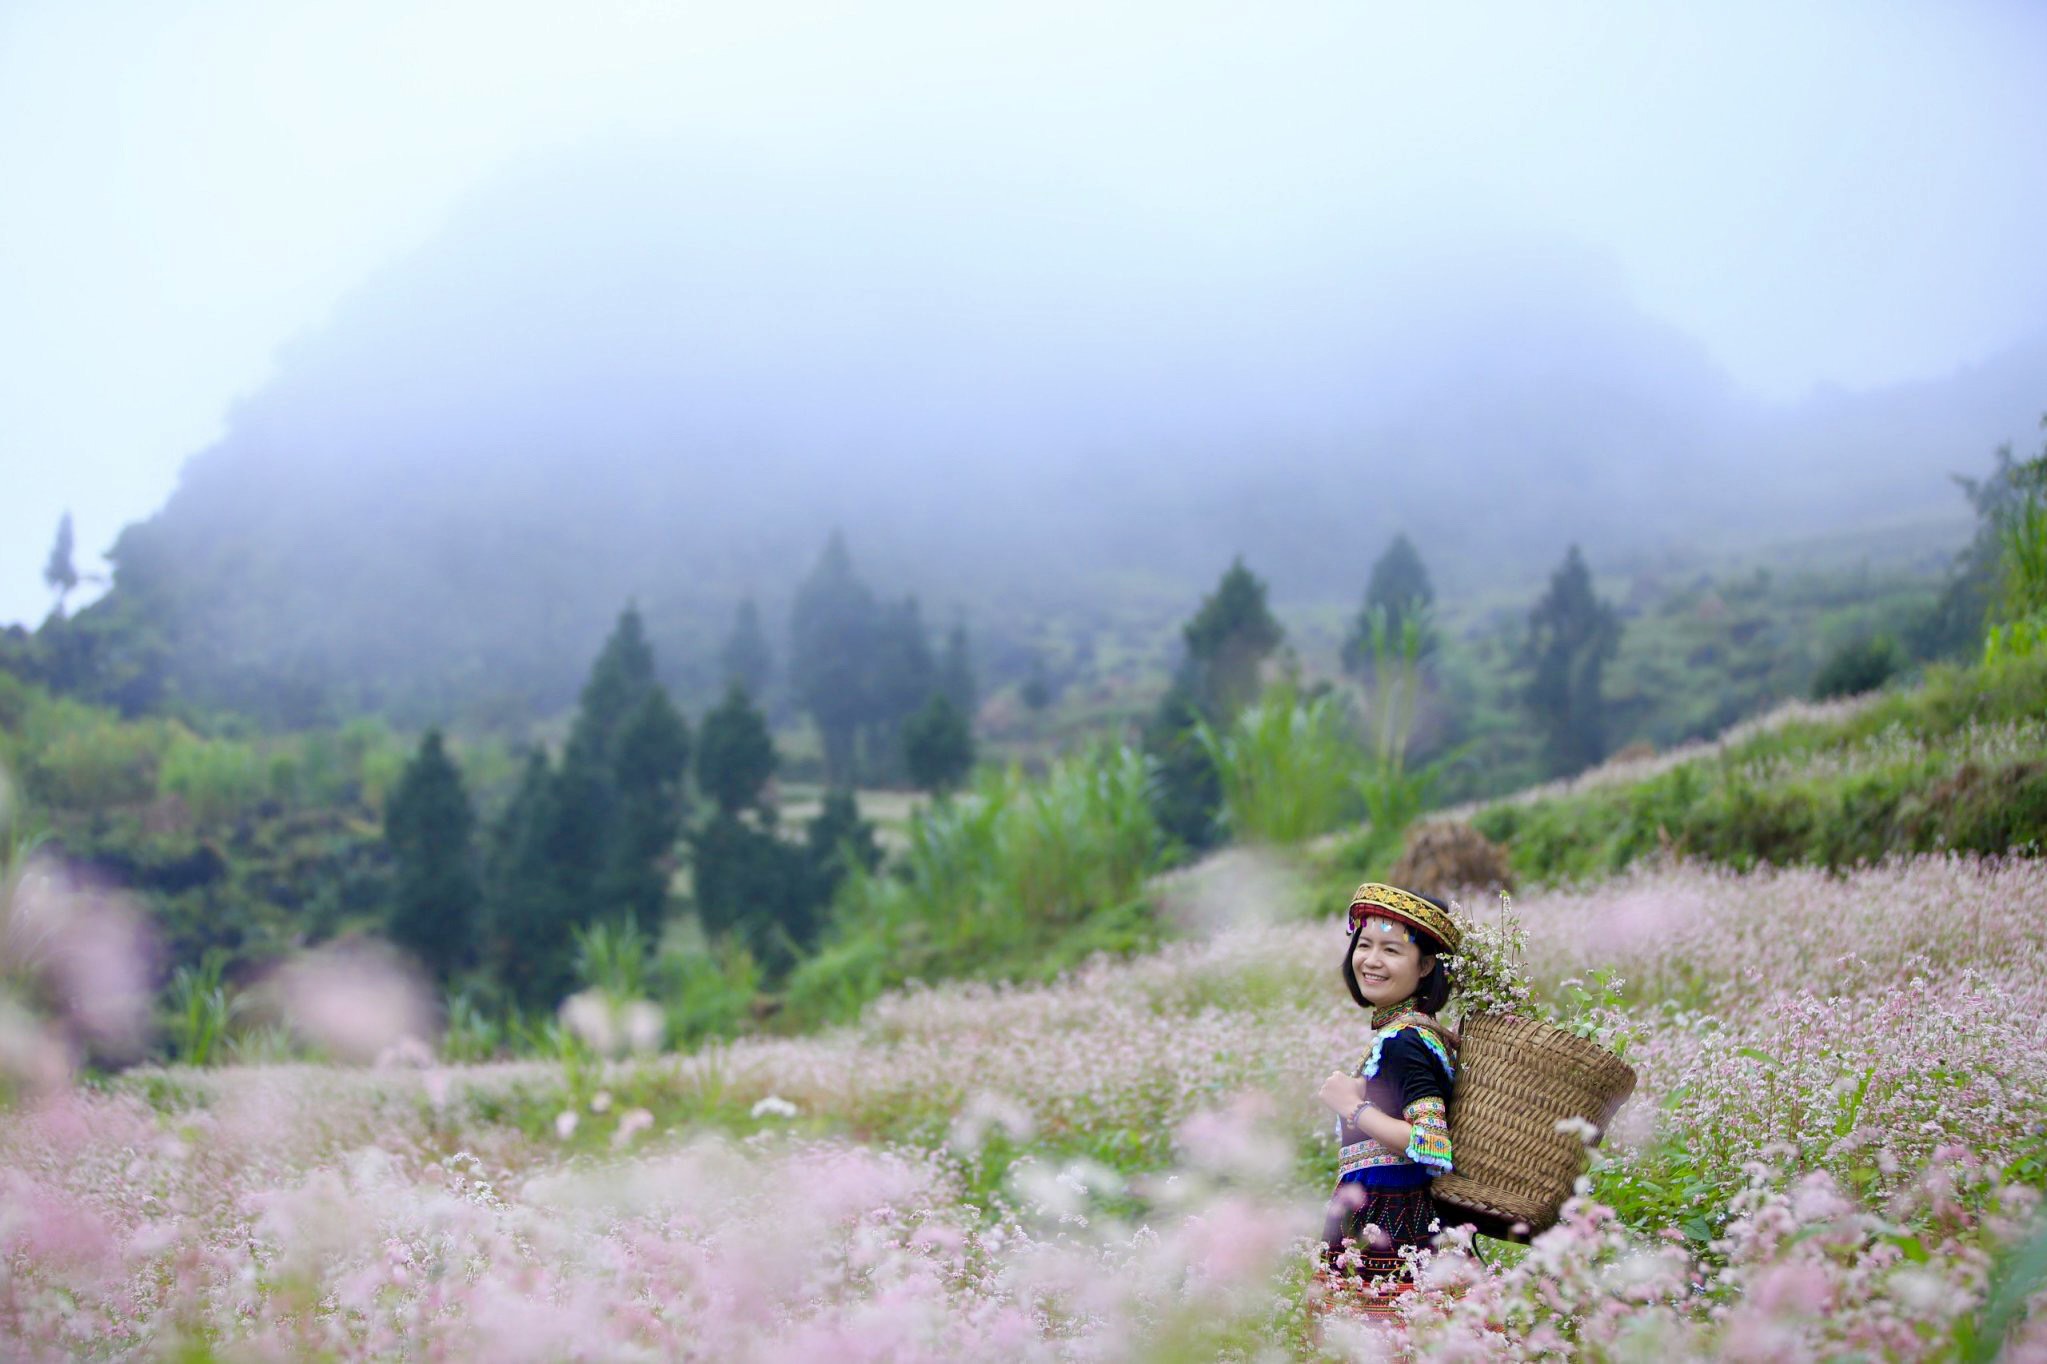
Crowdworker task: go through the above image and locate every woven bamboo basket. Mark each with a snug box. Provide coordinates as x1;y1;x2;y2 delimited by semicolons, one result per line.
1432;1012;1638;1242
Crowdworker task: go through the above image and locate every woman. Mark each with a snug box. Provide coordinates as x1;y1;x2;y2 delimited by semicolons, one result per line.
1316;881;1460;1294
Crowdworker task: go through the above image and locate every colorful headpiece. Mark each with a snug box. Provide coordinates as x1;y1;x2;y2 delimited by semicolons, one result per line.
1346;881;1461;955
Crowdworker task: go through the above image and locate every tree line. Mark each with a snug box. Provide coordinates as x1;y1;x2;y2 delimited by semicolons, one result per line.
384;533;984;1008
390;531;1624;1008
384;607;843;1007
1141;536;1624;852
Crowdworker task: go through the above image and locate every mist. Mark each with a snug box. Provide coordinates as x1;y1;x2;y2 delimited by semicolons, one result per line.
4;0;2046;704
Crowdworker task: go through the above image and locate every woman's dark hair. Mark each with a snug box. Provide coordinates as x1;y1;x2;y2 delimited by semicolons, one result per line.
1343;894;1454;1015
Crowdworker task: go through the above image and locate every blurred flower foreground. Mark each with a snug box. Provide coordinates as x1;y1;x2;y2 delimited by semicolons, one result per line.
4;851;2047;1360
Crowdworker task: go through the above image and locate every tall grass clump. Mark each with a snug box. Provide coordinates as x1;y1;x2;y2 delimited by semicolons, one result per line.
164;951;234;1067
1197;678;1357;845
1351;606;1459;868
787;742;1163;1025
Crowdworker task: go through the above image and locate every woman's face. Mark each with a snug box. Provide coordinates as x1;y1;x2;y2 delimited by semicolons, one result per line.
1351;915;1433;1007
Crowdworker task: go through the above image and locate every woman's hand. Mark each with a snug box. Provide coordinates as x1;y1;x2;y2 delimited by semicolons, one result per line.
1318;1071;1365;1118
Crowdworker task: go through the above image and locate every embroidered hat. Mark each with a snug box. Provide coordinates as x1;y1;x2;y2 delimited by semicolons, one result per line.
1346;881;1461;954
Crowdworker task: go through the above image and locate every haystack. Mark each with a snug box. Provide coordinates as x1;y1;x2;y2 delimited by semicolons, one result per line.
1387;820;1513;896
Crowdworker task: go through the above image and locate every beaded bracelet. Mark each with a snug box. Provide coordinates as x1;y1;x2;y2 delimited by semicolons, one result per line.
1348;1100;1374;1129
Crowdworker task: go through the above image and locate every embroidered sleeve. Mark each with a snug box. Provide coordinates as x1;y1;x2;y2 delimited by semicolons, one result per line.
1403;1096;1452;1172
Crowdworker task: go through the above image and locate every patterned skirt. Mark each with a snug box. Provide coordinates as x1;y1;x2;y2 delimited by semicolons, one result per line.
1320;1176;1439;1286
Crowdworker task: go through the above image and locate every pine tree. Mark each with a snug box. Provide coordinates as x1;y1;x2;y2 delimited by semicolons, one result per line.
805;789;880;899
697;682;778;816
789;532;878;784
692;784;872;981
690;815;816;977
595;686;691;927
1343;534;1436;675
385;730;482;982
42;512;78;618
1181;557;1284;719
481;749;563;1005
1523;545;1621;777
1140;562;1281;853
483;608;692;1007
902;692;975;795
721;598;774;696
564;604;660;773
1142;670;1223;852
864;596;935;783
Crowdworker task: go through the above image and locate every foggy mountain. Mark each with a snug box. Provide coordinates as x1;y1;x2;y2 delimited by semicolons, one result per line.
84;144;2043;725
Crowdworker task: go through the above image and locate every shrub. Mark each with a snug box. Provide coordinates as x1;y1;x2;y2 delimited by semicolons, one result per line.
1811;633;1902;699
157;734;262;828
29;705;165;809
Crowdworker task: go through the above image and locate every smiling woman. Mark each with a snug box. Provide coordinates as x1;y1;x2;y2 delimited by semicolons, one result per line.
1316;881;1461;1307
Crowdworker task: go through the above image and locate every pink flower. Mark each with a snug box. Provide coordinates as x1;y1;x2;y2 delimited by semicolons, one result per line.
1753;1262;1833;1317
267;941;435;1064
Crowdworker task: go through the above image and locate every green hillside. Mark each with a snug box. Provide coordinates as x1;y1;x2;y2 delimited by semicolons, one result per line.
2;421;2041;1068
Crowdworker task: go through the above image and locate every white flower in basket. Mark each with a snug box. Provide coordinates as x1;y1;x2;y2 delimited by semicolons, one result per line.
1432;893;1640;1243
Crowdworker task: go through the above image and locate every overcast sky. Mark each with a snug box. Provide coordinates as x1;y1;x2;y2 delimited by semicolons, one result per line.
3;0;2044;628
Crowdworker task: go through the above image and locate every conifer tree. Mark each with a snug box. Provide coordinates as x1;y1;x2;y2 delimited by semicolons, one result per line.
1343;534;1436;675
385;729;481;982
482;749;561;1004
1524;544;1621;777
902;692;974;795
721;598;774;696
596;686;691;927
1181;557;1284;719
696;682;777;816
1142;671;1223;851
694;785;875;980
483;607;692;1006
564;603;659;773
691;814;815;976
1141;560;1280;852
862;595;935;784
789;532;878;784
805;789;880;898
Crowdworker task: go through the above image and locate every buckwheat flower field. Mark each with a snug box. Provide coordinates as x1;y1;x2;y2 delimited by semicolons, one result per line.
4;853;2046;1360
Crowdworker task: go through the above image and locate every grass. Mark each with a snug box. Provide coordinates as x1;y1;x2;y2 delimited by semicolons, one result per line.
784;742;1166;1028
1469;652;2047;885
